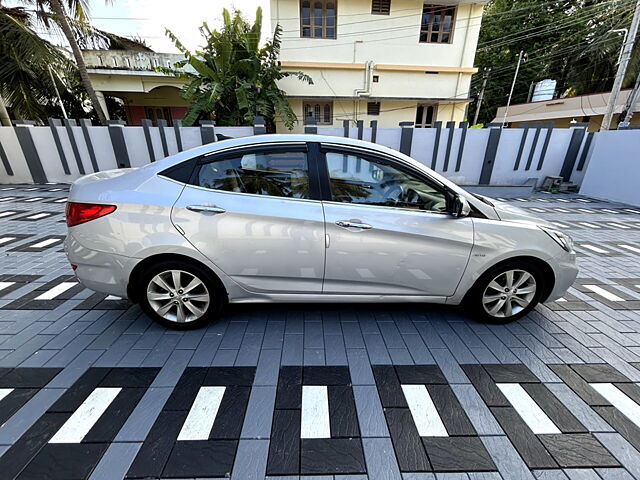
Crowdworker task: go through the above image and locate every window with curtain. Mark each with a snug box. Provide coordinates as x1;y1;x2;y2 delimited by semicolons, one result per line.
419;5;456;44
301;0;337;38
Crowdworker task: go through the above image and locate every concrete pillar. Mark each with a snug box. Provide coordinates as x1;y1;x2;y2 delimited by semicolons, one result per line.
95;91;111;121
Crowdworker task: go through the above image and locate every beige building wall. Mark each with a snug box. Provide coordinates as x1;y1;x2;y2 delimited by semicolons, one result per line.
272;0;484;132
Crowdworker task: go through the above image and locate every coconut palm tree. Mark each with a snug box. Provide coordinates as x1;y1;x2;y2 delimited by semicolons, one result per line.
165;7;312;131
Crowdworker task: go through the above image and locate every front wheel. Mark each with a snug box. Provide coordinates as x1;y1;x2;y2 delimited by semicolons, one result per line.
138;260;225;329
466;262;545;323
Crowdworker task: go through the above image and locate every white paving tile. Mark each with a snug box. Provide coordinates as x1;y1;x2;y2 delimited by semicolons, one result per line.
401;384;448;437
581;244;609;254
30;238;62;249
177;386;226;441
0;281;16;292
497;383;561;434
590;383;640;429
617;244;640;254
49;387;121;443
35;282;77;300
26;213;51;220
301;385;331;439
584;285;625;302
0;388;14;402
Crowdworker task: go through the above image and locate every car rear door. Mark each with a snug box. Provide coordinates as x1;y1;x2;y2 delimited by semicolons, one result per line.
319;145;474;296
171;142;326;294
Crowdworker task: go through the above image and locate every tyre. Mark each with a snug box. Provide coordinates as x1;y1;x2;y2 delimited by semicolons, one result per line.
466;261;546;323
137;260;225;329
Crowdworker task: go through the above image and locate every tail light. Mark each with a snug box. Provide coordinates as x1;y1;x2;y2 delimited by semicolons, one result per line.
66;202;116;227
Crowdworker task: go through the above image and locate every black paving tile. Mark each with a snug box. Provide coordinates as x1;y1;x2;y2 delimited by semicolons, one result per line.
0;412;69;480
17;443;108;480
0;388;39;426
162;440;238;478
83;387;146;443
303;365;351;385
99;367;159;388
491;407;558;469
267;409;300;476
483;364;540;383
163;367;207;411
422;436;496;472
593;406;640;452
538;433;620;468
570;364;630;383
204;366;256;386
522;383;587;433
275;366;302;409
461;364;510;407
549;364;610;406
385;408;432;472
395;365;447;384
328;385;360;438
0;367;61;388
300;438;366;475
210;386;251;439
74;293;130;310
126;410;188;479
372;365;407;408
49;368;112;413
428;384;476;436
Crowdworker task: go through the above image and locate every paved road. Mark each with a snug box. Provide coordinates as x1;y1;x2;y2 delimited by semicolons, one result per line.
0;185;639;480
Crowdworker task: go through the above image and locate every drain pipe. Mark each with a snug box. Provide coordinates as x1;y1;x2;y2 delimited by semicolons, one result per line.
354;60;374;121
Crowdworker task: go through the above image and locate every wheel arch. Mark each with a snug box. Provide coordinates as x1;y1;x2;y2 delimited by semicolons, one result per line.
465;255;556;303
127;253;227;304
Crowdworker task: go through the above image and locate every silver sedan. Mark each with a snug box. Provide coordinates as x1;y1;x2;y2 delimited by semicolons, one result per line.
64;134;578;328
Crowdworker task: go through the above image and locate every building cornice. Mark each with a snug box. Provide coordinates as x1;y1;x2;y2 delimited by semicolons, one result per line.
280;61;477;74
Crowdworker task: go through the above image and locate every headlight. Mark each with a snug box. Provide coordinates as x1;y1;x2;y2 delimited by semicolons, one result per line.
539;226;574;253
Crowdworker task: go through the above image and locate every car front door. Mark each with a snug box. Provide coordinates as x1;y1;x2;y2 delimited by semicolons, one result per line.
171;143;326;294
320;146;474;296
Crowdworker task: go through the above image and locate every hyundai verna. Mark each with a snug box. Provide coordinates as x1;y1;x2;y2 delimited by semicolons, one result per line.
64;134;578;328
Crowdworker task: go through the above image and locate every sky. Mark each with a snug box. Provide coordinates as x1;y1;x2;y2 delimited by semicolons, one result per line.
19;0;270;53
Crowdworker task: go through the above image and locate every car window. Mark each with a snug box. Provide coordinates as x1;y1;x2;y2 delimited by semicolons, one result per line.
325;151;447;212
196;150;310;199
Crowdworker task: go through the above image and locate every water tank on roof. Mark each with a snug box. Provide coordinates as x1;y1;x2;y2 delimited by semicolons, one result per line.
532;79;556;102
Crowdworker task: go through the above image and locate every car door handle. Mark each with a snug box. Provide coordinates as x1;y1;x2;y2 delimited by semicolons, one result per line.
336;220;373;230
186;205;226;214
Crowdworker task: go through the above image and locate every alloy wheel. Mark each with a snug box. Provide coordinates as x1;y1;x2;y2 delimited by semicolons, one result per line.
482;269;537;318
146;269;210;323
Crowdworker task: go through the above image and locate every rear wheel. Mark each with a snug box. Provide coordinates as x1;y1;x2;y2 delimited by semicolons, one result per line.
138;260;225;329
466;261;545;323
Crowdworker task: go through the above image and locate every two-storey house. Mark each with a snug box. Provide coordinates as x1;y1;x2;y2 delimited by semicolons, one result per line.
271;0;487;132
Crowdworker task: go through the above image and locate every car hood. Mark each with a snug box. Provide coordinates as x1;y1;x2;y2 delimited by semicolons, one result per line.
491;199;554;227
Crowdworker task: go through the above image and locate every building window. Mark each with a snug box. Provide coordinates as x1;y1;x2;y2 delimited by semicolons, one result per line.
420;5;456;44
367;102;381;115
415;104;436;128
372;0;391;15
304;101;333;124
301;0;336;39
372;75;380;83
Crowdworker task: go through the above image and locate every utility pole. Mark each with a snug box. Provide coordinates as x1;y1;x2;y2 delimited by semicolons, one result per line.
601;0;640;131
473;67;491;126
620;68;640;125
502;50;525;127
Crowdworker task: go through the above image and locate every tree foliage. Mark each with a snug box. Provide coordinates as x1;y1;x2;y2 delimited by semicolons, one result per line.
164;7;312;130
469;0;639;125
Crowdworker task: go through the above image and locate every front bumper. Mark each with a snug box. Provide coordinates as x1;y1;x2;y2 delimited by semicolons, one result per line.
64;234;137;299
545;249;578;302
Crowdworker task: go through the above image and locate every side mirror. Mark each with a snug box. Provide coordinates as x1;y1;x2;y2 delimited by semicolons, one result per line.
450;195;471;218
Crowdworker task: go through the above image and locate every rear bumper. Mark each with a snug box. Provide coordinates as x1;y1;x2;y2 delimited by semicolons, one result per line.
64;234;137;299
545;250;578;302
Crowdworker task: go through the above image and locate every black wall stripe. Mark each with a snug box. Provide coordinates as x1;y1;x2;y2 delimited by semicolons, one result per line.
200;120;216;144
513;122;529;170
370;119;378;143
63;119;85;175
174;119;184;152
525;122;542;170
108;120;131;168
13;122;48;183
560;127;587;181
141;119;156;163
431;121;442;169
0;133;14;176
442;121;455;171
48;119;71;175
479;127;501;185
343;119;350;138
576;132;594;171
536;122;554;170
455;121;468;172
157;119;170;158
357;120;364;140
79;119;99;173
399;122;414;156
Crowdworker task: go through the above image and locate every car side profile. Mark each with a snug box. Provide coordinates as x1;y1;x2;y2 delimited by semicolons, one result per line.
64;134;578;328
